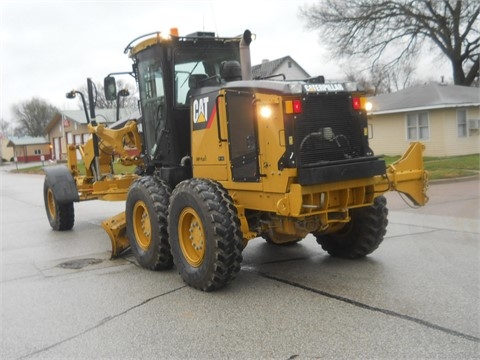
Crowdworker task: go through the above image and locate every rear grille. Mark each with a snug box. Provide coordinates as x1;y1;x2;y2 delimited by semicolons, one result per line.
294;94;364;167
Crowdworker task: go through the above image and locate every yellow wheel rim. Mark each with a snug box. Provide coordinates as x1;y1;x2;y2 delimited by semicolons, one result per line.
178;207;205;267
132;201;152;251
47;188;56;218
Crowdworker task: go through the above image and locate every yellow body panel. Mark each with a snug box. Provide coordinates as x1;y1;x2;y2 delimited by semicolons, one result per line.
75;174;138;201
88;87;428;252
191;92;229;181
193;91;294;193
189;89;428;244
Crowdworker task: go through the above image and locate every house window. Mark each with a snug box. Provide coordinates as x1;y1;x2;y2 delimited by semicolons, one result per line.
66;132;73;144
34;149;41;155
457;109;467;137
406;112;429;141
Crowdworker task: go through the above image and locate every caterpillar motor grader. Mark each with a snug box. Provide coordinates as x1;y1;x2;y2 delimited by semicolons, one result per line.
43;28;428;291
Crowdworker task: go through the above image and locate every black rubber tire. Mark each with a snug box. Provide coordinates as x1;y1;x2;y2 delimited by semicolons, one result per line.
314;195;388;259
168;178;243;291
126;176;173;270
43;178;74;231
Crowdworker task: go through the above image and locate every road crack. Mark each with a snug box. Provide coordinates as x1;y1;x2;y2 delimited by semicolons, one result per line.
247;268;480;344
18;285;187;359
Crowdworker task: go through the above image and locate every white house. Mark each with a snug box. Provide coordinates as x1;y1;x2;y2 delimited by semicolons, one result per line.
368;83;480;157
252;56;310;80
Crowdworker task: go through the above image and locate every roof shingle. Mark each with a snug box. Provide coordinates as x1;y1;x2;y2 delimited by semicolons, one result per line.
369;83;480;114
7;136;49;147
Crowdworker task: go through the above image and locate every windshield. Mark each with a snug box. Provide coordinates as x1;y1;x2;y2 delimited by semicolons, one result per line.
174;46;241;106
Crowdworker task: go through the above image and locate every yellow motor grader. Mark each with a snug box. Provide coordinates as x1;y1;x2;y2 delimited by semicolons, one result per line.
43;29;428;291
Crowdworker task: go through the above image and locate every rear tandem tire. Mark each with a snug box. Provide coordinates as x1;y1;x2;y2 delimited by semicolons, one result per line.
126;176;174;270
43;178;74;231
168;178;243;291
314;195;388;259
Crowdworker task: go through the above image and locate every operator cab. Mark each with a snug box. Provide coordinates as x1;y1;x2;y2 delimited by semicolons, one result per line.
107;30;247;186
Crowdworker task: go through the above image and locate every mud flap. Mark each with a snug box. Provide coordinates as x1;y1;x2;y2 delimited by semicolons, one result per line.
101;212;130;259
43;165;79;204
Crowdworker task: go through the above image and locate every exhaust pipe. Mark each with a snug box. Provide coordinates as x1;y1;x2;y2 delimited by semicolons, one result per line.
240;29;253;80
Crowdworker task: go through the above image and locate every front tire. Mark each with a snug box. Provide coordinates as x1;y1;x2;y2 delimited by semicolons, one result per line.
168;179;243;291
43;178;74;231
314;195;388;259
126;176;173;270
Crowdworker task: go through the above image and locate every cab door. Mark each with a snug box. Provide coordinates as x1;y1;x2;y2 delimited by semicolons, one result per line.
140;66;166;159
225;90;260;182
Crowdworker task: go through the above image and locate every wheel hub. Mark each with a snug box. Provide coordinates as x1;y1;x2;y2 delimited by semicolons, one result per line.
189;221;204;251
47;189;56;218
179;208;205;267
133;201;152;251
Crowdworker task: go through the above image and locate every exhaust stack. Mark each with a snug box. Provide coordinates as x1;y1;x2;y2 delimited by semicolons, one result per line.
240;29;253;80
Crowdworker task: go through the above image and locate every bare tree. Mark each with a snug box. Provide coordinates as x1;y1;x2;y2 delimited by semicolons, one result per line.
0;118;11;163
0;118;11;136
11;98;59;137
76;79;138;111
388;61;417;91
345;59;418;94
300;0;480;86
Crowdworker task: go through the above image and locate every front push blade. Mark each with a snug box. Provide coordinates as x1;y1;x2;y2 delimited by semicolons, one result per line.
101;212;130;259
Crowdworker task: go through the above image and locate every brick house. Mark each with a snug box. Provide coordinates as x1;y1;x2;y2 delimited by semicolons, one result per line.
6;136;52;163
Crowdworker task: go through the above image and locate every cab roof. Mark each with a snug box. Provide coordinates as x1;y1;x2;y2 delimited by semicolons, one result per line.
126;31;244;57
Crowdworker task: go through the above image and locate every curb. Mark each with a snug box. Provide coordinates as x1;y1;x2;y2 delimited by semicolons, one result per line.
429;174;479;185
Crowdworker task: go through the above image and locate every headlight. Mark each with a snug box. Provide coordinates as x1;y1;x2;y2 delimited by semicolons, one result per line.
259;105;272;119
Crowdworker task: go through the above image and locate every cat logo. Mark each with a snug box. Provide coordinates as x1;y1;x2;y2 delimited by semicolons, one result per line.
192;95;216;131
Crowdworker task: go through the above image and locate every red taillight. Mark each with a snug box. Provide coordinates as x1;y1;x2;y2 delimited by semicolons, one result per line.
293;99;302;113
352;97;361;110
285;99;302;114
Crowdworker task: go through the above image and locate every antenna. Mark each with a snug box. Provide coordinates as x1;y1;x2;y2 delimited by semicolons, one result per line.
208;0;218;35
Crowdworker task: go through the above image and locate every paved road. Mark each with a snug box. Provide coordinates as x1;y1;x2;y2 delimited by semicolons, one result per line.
1;168;479;359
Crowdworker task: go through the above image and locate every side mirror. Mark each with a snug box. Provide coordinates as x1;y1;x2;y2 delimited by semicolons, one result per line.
104;76;117;101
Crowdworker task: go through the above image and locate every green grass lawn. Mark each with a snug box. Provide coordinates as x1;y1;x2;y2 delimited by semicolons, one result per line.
384;153;479;180
10;154;480;181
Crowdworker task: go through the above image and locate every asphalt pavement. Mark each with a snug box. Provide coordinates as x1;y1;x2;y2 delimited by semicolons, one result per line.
1;165;479;359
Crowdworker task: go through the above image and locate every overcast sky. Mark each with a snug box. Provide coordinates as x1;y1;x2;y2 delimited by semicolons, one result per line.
1;0;449;125
1;0;340;123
